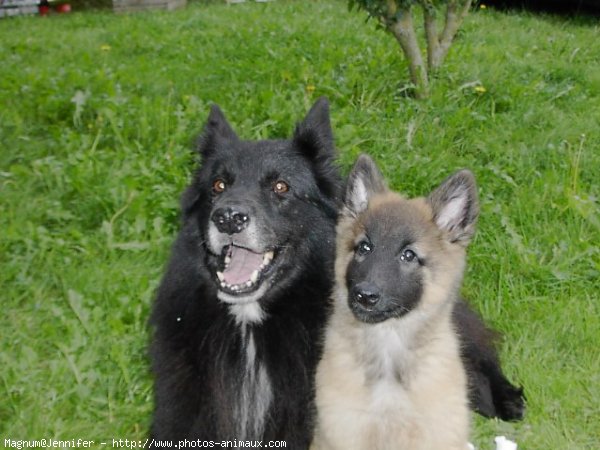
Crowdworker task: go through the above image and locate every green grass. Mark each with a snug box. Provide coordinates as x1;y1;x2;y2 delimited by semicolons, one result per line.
1;1;598;447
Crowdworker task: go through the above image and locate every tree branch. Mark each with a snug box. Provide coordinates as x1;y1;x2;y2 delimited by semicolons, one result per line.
388;4;429;98
421;0;441;71
433;0;472;69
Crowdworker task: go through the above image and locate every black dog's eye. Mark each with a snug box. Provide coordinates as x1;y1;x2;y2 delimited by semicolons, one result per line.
400;249;417;262
356;240;373;257
212;179;226;194
273;180;289;195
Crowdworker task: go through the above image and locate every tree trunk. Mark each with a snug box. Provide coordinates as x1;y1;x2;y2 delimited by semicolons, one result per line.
388;7;429;99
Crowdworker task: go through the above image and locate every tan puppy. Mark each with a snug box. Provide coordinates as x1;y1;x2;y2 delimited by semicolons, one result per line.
313;155;478;450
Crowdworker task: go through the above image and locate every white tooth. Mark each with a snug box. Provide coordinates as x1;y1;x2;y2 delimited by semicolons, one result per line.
263;251;274;264
217;271;224;281
250;270;259;283
224;256;231;265
246;281;253;287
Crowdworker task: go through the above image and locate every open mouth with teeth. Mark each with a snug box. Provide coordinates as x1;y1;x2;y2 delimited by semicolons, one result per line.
216;245;275;295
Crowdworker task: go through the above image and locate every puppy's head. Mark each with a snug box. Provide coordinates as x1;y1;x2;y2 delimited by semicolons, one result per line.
337;154;479;324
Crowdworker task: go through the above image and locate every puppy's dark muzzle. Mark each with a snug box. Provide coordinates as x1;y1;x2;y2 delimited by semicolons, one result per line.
348;282;394;324
211;207;250;235
351;282;381;309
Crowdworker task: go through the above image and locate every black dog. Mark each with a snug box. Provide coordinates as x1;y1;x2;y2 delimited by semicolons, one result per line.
149;98;524;446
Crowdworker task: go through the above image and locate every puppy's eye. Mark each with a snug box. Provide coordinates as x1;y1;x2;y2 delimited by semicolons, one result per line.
356;240;373;257
400;249;417;262
212;179;226;194
273;180;289;194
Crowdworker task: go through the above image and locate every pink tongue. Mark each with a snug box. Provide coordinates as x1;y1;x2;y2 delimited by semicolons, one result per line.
223;246;263;285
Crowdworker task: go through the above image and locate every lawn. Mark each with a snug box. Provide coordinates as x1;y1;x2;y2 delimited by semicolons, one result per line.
1;0;598;447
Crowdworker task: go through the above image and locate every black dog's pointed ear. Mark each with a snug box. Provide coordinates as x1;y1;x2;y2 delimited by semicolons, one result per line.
428;170;479;246
293;97;334;160
197;104;238;157
344;154;387;216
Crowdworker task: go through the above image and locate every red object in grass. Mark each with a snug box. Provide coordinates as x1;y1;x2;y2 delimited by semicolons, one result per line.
56;3;71;12
38;4;50;14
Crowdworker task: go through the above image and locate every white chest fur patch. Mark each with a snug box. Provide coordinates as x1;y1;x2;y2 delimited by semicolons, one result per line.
360;320;417;383
229;301;266;326
235;327;273;439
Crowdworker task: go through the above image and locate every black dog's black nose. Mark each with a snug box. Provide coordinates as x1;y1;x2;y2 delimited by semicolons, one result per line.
351;282;381;308
211;207;250;235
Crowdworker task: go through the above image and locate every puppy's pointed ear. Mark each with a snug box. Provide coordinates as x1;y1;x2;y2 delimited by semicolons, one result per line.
293;97;334;160
344;154;387;216
428;170;479;246
197;104;238;157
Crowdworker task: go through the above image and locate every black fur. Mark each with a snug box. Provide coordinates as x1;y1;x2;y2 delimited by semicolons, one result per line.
150;99;524;446
453;300;525;421
150;98;340;446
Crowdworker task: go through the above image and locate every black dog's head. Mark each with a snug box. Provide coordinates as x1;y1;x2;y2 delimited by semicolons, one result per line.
337;155;479;324
182;98;341;306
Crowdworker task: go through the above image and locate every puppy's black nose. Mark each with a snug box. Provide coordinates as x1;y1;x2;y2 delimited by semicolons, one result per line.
351;282;381;308
211;207;250;235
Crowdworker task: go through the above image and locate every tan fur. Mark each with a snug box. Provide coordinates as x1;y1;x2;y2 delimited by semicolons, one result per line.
312;192;470;450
